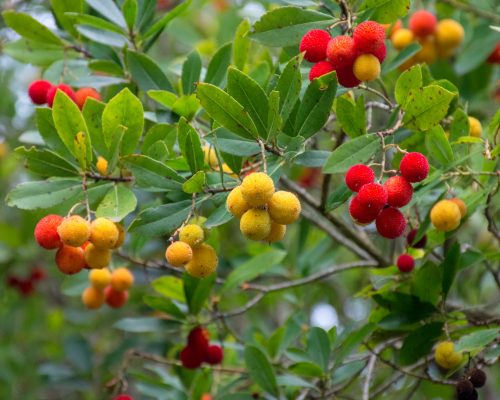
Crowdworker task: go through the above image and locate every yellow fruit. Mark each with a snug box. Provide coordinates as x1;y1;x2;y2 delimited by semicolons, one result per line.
267;191;301;225
436;19;464;50
82;286;105;310
415;38;437;64
111;267;134;291
185;243;218;278
110;223;126;249
84;243;111;269
430;200;462;232
96;156;108;175
392;28;414;50
166;241;193;267
241;172;275;207
468;117;482;137
203;146;218;167
264;222;286;243
179;224;205;247
57;215;91;247
90;218;119;249
353;54;381;82
89;268;112;289
240;208;272;241
226;186;250;218
434;341;462;370
449;198;467;218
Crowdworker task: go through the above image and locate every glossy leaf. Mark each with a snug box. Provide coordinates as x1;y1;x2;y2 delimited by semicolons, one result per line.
95;185;137;221
244;345;279;396
323;134;380;174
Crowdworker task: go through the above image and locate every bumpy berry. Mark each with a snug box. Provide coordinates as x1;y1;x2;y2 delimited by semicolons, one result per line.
468;368;487;388
166;241;193;267
188;326;210;352
399;152;429;183
240;208;272;241
299;29;331;63
179;224;205;247
267;191;301;225
309;61;335;81
56;245;87;275
456;379;475;400
264;222;286;243
345;164;375;192
434;341;462;369
357;183;388;214
436;19;464;50
34;214;63;249
407;229;427;248
241;172;275;207
226;186;251;218
326;35;358;70
111;268;134;291
96;156;108;176
90;217;119;249
468;117;482;137
376;207;406;239
179;345;204;369
205;345;224;365
449;198;467;218
28;80;53;105
384;176;413;208
392;29;414;50
104;286;129;308
430;200;461;232
409;10;437;37
82;286;105;309
84;243;111;269
111;223;126;249
353;54;381;82
185;243;218;278
74;87;101;109
89;268;112;289
349;195;380;224
370;42;387;63
397;254;414;272
353;21;385;53
46;84;76;107
336;66;361;88
58;215;91;247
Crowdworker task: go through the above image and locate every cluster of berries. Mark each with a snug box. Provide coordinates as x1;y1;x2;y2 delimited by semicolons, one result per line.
6;267;45;297
28;80;100;109
434;340;463;370
82;267;133;310
179;326;224;369
34;214;125;275
165;222;218;279
457;368;488;400
345;152;429;239
300;20;386;87
394;228;428;273
487;43;500;64
431;197;467;232
389;11;464;69
226;172;301;243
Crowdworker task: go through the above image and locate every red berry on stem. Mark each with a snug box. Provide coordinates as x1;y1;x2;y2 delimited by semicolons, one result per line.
370;42;387;63
326;35;358;70
46;84;76;107
409;10;437;38
336;66;361;88
376;207;406;239
188;326;210;353
30;267;46;282
28;80;53;105
407;229;427;248
179;345;204;369
34;214;63;249
104;286;129;308
74;87;101;109
309;61;335;81
357;183;388;214
349;195;380;224
345;164;375;192
299;30;331;63
204;345;224;365
397;254;415;272
6;275;21;288
18;279;35;296
399;152;429;183
384;176;413;207
353;21;385;53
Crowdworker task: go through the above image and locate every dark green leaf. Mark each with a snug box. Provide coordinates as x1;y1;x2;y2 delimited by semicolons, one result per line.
183;272;215;315
442;242;461;298
244;345;279;396
50;0;84;37
3;11;64;45
307;327;330;372
233;19;251;70
182;51;202;95
86;0;128;29
123;154;184;191
335;95;366;138
15;147;78;177
127;50;174;92
95;185;137;221
359;0;410;23
143;295;185;320
323;134;380;174
178;118;204;174
399;322;443;366
152;276;185;302
143;0;191;39
205;42;232;86
425;125;454;166
276;54;303;122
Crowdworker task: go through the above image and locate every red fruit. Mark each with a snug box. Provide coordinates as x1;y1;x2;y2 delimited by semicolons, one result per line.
46;84;76;107
179;345;204;369
407;228;427;248
397;254;414;272
376;207;406;239
104;286;129;308
204;345;224;365
336;66;361;88
409;10;437;37
400;152;429;183
18;279;35;296
6;275;21;288
357;183;388;214
34;214;63;249
28;80;53;105
113;395;133;400
298;167;321;188
299;29;331;63
74;87;101;109
345;164;375;192
188;326;210;353
487;43;500;64
353;21;386;53
384;176;413;207
201;395;213;400
349;195;380;224
30;267;46;282
309;61;335;81
326;35;358;70
55;245;86;275
370;42;387;63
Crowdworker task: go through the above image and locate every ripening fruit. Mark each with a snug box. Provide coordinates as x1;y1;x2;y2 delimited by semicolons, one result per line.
34;214;63;249
336;66;361;88
384;176;413;208
326;35;358;70
111;223;126;249
357;183;388;214
345;164;375;192
90;217;119;249
179;345;204;369
166;241;193;267
58;215;91;247
240;208;272;241
226;186;250;218
46;84;76;107
468;117;482;137
267;191;301;225
104;286;129;308
436;19;464;50
185;243;218;278
264;222;286;243
205;345;224;365
309;61;335;81
84;243;111;269
376;207;406;239
111;268;134;291
241;172;275;207
96;156;108;175
299;29;331;63
55;245;87;275
74;87;101;109
449;198;467;218
188;326;210;352
399;152;429;183
81;286;105;309
370;42;387;63
397;254;414;273
391;29;414;50
349;195;380;224
468;368;487;388
414;37;437;64
353;21;386;53
409;10;437;37
179;224;205;247
28;80;53;105
201;395;212;400
203;145;218;168
407;228;427;248
89;268;112;290
434;341;462;369
353;54;381;82
430;200;462;232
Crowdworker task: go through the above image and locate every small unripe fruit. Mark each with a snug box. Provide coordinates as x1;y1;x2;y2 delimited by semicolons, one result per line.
264;222;286;243
166;241;193;267
74;87;101;109
84;243;111;269
57;215;91;247
28;80;53;105
299;29;331;63
468;368;487;388
89;268;112;289
434;341;462;369
96;156;108;175
205;345;224;365
203;146;218;167
179;345;203;369
468;117;482;137
111;223;126;249
456;379;475;400
376;207;406;239
349;195;380;224
399;152;429;183
357;183;388;214
185;243;218;278
309;61;335;81
241;172;275;207
111;268;134;291
267;191;301;225
414;37;437;64
226;186;250;218
179;224;205;247
90;217;119;249
34;214;63;249
240;208;272;241
104;286;129;308
397;254;414;272
353;21;385;53
336;66;361;88
430;200;462;232
409;10;437;37
391;28;415;50
326;35;358;70
384;176;413;208
55;245;86;275
407;228;427;248
82;286;105;309
345;164;375;192
46;84;76;107
188;326;210;352
436;19;464;50
449;198;467;218
353;54;381;82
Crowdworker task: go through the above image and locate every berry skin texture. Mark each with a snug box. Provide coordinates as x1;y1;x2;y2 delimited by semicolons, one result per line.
185;243;218;278
111;223;126;249
468;117;482;137
81;286;105;309
28;80;53;104
90;217;119;249
179;224;205;247
430;200;462;232
267;191;301;225
399;152;429;183
434;341;462;369
240;208;272;241
111;268;134;291
264;222;286;243
391;29;415;50
96;156;108;176
34;214;63;249
349;195;380;224
384;176;413;208
376;207;406;239
370;42;387;63
456;379;475;400
345;164;375;192
89;268;112;290
409;10;437;38
336;66;361;88
205;345;224;365
397;254;414;273
468;368;487;388
188;326;210;353
104;286;129;308
357;183;388;214
407;229;427;248
166;241;193;267
353;21;385;53
353;54;381;82
449;198;467;218
241;172;275;207
84;243;111;269
326;35;358;70
309;61;335;81
55;245;87;275
436;19;464;50
46;84;76;107
179;345;204;369
226;186;251;218
74;87;101;109
57;215;91;247
299;29;331;63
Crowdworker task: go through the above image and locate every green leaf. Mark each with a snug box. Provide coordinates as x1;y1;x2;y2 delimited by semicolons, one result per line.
182;50;202;95
183;272;215;315
143;295;185;321
122;0;138;29
332;360;366;385
383;42;421;73
196;83;259;140
251;7;333;47
334;324;375;365
294;150;330;167
123;154;184;191
205;128;260;157
66;13;125;34
326;183;351;211
152;276;185;303
73;131;91;170
449;108;470;141
399;322;443;366
205;43;232;86
276;54;303;122
412;261;441;305
455;328;500;353
35;108;71;159
177;118;204;174
114;317;165;333
15;147;78;177
323;134;380;174
359;0;411;23
50;0;84;37
267;90;281;141
233;19;251;70
127;50;174;93
3;39;78;67
76;25;128;47
289;361;324;378
335;95;366;138
82;98;108;157
183;171;206;194
205;202;233;228
95;185;137;221
86;0;128;29
425;125;454;167
307;327;330;372
143;0;191;39
2;11;64;45
244;345;279;396
395;64;422;107
455;24;498;75
441;242;461;298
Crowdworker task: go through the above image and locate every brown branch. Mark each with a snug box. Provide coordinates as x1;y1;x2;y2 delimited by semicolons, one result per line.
85;172;134;183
